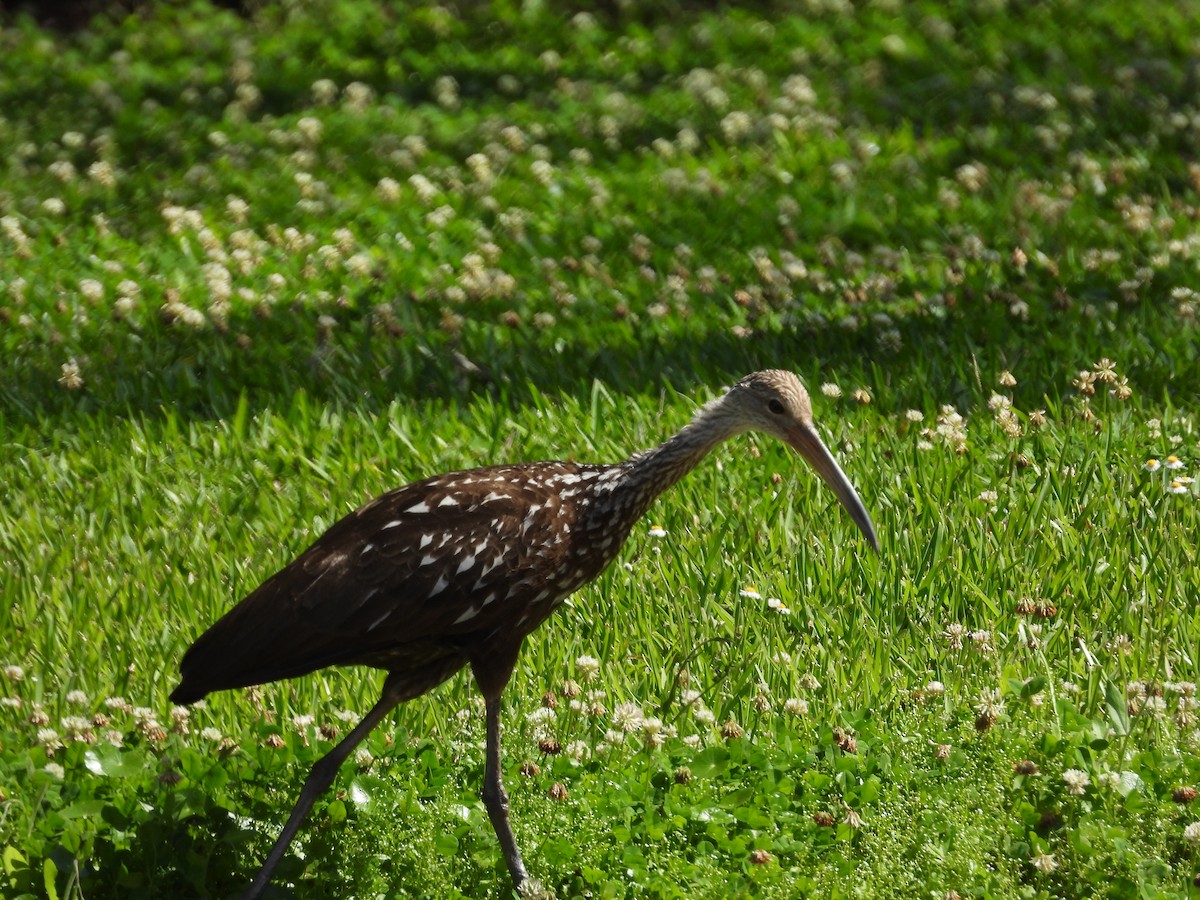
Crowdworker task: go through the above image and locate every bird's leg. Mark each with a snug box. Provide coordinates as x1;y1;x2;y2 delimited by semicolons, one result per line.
238;679;406;900
483;696;528;889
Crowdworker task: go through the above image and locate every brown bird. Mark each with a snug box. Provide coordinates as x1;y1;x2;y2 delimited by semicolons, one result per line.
170;370;878;898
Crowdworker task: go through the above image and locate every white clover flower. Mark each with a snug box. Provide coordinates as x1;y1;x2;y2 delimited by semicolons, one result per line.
820;382;842;399
641;716;663;737
530;159;555;187
87;160;117;188
612;702;644;733
343;81;374;110
346;253;373;277
1031;852;1057;873
975;688;1005;718
113;296;136;319
311;78;337;104
61;716;90;737
575;655;600;683
79;279;104;302
1063;768;1090;794
955;162;988;192
943;623;966;650
433;76;459;109
44;762;65;779
1184;821;1200;844
49;159;77;181
295;116;323;144
377;177;401;202
720;111;753;143
525;706;556;730
783;698;809;717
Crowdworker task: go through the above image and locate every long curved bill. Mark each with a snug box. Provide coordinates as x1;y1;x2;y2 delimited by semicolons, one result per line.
785;423;879;553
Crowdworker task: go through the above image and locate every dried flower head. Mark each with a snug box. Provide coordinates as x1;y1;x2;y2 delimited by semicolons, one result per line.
1173;786;1198;804
59;359;84;390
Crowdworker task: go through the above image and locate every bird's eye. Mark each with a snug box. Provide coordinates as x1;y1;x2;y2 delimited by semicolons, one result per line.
768;399;785;415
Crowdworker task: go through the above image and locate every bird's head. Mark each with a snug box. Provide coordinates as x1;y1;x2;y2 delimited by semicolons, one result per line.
722;370;879;552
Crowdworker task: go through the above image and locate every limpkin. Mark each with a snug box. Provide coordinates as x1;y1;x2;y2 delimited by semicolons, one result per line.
170;370;878;898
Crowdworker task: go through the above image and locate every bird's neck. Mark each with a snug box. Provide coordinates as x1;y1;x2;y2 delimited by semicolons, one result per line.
615;400;743;521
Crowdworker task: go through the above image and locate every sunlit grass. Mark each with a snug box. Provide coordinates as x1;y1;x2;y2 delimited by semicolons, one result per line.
2;0;1200;897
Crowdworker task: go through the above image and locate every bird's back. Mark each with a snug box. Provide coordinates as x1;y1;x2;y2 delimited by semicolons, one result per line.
170;460;628;704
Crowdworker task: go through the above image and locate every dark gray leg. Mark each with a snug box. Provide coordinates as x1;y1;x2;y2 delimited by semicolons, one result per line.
482;697;528;889
238;682;406;900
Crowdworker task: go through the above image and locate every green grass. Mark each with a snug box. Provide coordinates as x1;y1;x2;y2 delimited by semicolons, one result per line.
2;0;1200;897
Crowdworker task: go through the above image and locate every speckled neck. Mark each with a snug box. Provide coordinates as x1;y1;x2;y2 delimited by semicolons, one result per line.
612;397;744;522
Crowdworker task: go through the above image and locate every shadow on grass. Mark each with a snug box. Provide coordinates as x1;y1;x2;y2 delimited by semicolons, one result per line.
4;274;1191;434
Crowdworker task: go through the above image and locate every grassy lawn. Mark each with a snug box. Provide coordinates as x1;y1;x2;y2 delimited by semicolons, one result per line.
2;0;1200;896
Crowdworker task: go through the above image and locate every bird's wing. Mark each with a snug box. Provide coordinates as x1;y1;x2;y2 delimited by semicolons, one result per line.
174;463;583;696
292;465;574;639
